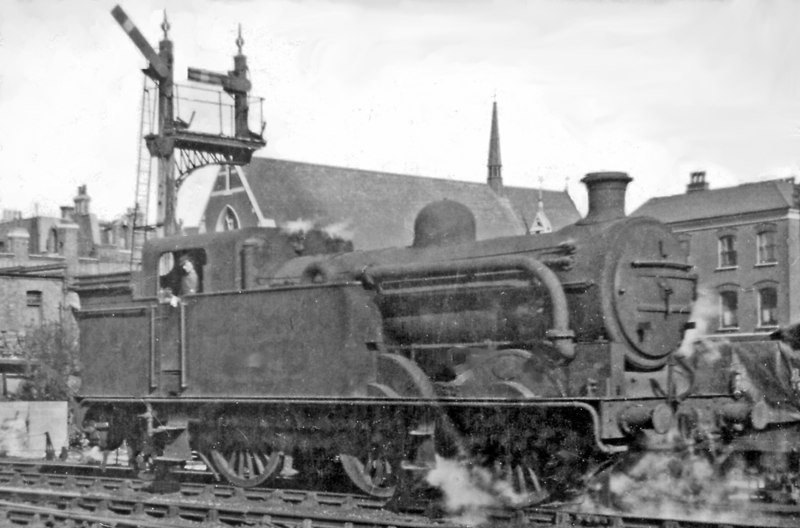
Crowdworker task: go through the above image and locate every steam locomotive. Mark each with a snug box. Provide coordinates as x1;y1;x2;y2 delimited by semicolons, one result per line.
74;172;800;505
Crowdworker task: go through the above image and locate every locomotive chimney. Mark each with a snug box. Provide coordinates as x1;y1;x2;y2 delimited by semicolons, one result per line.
578;171;632;225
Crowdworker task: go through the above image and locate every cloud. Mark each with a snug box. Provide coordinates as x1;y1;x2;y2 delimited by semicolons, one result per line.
3;0;799;225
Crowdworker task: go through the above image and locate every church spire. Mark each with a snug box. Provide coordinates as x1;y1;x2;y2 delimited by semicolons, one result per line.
487;100;503;194
530;175;552;234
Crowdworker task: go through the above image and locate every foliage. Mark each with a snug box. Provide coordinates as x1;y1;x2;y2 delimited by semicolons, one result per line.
12;321;79;401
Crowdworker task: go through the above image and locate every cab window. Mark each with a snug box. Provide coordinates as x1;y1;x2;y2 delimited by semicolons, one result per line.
158;249;206;296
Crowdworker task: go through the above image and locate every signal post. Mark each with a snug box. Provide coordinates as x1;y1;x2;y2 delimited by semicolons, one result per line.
111;5;266;236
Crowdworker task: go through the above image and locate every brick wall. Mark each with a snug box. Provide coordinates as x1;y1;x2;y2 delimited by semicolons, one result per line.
0;276;66;357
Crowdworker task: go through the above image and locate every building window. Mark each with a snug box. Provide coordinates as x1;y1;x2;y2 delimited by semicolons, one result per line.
26;290;43;326
211;166;243;192
758;287;778;327
719;290;738;329
677;234;691;263
212;170;227;192
756;231;777;264
678;238;690;255
216;206;240;232
26;291;42;307
718;235;737;268
46;229;57;253
229;169;243;189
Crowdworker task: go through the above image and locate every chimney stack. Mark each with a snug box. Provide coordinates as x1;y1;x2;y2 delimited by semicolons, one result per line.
7;227;30;262
74;185;90;215
687;171;708;193
578;172;632;225
60;206;75;220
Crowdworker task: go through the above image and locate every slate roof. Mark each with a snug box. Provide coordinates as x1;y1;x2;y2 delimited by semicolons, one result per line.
632;179;798;224
240;157;580;250
504;187;578;234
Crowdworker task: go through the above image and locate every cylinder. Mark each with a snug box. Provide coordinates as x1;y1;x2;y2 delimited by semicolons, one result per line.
618;403;673;435
718;400;769;431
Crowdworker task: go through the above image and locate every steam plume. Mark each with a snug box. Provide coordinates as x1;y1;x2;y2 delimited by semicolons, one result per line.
321;220;354;241
425;456;544;525
426;456;496;525
280;218;314;234
677;287;720;360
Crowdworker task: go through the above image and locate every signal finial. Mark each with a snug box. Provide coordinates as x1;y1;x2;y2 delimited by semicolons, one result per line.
161;9;170;39
236;24;244;54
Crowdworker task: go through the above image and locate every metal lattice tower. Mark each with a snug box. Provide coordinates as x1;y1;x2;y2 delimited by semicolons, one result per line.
130;75;157;268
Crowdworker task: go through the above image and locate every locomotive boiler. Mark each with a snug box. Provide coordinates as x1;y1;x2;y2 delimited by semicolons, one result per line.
74;172;799;505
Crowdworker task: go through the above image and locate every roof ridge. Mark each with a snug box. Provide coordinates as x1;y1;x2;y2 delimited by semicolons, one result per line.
249;156;569;194
640;177;795;202
251;156;435;181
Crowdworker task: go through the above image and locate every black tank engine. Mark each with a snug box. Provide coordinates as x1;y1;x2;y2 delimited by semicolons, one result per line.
74;172;800;504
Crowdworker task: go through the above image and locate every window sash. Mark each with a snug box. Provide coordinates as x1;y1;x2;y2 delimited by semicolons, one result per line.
757;232;776;264
25;291;42;307
719;236;737;267
758;288;778;326
720;291;738;328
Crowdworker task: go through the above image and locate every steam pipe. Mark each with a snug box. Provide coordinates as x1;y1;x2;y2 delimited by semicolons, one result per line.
361;255;576;362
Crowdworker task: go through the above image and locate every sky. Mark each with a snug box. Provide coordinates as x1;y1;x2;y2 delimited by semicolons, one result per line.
2;0;800;226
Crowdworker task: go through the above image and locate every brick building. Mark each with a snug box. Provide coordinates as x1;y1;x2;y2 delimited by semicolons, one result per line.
0;187;133;362
195;102;580;249
632;172;800;336
0;186;134;276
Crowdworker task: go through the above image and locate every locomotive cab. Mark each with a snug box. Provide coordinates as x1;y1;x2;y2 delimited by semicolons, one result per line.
136;227;296;298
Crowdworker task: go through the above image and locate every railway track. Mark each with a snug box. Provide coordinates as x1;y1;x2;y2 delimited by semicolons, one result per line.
0;458;795;527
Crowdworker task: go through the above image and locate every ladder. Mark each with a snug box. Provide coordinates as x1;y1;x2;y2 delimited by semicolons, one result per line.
130;75;156;268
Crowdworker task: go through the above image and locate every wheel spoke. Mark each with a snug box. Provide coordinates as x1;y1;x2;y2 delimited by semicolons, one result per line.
237;450;246;477
340;453;396;498
246;451;254;477
527;466;543;494
210;446;280;488
253;452;265;474
515;465;528;495
501;462;547;507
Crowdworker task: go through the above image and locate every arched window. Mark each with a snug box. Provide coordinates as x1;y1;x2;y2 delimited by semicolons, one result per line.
718;235;737;268
719;290;738;329
46;228;59;254
757;287;778;327
216;206;240;232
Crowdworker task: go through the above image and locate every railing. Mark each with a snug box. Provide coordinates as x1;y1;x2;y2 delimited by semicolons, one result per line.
173;83;265;138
